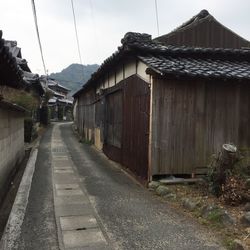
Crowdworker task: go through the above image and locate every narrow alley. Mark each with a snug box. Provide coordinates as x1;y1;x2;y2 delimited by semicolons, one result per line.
1;2;250;250
1;123;224;250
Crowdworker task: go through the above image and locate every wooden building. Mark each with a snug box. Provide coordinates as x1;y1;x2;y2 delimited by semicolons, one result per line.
45;78;73;120
73;10;250;182
0;31;27;201
155;9;250;49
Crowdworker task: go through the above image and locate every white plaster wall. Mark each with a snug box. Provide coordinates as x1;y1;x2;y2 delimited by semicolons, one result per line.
0;107;24;198
116;66;124;84
73;99;78;123
104;75;109;89
137;61;151;82
124;60;136;78
92;59;151;93
109;73;116;87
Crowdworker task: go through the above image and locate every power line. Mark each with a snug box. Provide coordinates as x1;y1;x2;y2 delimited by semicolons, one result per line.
71;0;83;66
31;0;47;75
154;0;160;36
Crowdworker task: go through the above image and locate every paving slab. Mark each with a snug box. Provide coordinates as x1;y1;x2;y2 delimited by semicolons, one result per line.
56;189;84;196
65;245;111;250
53;152;69;157
62;228;106;249
55;204;93;217
54;169;74;174
51;123;110;250
60;215;97;230
55;196;89;205
54;173;78;184
55;184;80;190
52;158;72;167
52;156;69;160
54;168;73;171
53;164;72;169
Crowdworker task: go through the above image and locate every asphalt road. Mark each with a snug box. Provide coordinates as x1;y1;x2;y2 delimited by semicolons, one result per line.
61;123;224;250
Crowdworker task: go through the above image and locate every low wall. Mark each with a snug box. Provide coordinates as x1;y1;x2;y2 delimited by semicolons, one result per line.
0;106;24;200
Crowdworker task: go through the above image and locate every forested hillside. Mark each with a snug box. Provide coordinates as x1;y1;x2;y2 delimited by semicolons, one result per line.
50;63;99;95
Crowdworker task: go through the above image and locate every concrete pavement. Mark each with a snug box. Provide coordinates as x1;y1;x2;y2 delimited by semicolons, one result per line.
1;125;59;250
1;122;225;250
60;123;225;250
51;124;110;250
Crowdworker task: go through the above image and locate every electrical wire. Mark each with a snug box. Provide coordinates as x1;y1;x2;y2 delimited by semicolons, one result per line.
154;0;160;36
71;0;83;66
31;0;47;75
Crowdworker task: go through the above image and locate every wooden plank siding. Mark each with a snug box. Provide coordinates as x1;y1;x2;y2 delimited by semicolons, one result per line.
76;75;150;181
121;75;150;180
156;17;250;49
76;88;96;143
103;90;123;163
103;75;150;180
151;78;250;175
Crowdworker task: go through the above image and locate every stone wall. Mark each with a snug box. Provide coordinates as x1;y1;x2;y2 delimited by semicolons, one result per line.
0;106;24;200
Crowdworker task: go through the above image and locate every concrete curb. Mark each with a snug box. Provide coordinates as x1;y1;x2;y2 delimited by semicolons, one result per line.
0;140;40;250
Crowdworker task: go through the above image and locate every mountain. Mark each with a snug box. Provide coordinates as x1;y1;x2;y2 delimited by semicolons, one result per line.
50;63;99;95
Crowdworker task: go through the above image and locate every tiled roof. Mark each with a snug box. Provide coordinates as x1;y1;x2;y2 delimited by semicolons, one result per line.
139;56;250;80
73;32;250;97
41;77;70;91
0;31;24;88
48;88;65;98
0;100;27;113
4;40;21;58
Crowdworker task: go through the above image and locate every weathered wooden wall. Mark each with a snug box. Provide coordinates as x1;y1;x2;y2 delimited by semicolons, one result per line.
151;78;250;175
103;75;150;180
76;88;96;144
121;75;150;180
76;75;150;181
103;90;123;162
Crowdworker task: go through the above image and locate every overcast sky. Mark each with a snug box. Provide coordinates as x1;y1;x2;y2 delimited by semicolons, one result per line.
1;0;249;74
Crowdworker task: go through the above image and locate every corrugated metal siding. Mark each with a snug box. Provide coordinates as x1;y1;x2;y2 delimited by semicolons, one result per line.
151;78;250;175
156;18;250;49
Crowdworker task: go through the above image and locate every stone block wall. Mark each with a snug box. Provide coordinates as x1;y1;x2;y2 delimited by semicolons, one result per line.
0;106;24;200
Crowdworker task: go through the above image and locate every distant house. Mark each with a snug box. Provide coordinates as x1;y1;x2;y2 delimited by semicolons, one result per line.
4;39;45;122
43;77;73;120
73;10;250;182
0;31;27;200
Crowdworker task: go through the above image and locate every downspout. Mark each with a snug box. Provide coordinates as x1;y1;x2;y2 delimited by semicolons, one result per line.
148;74;153;183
